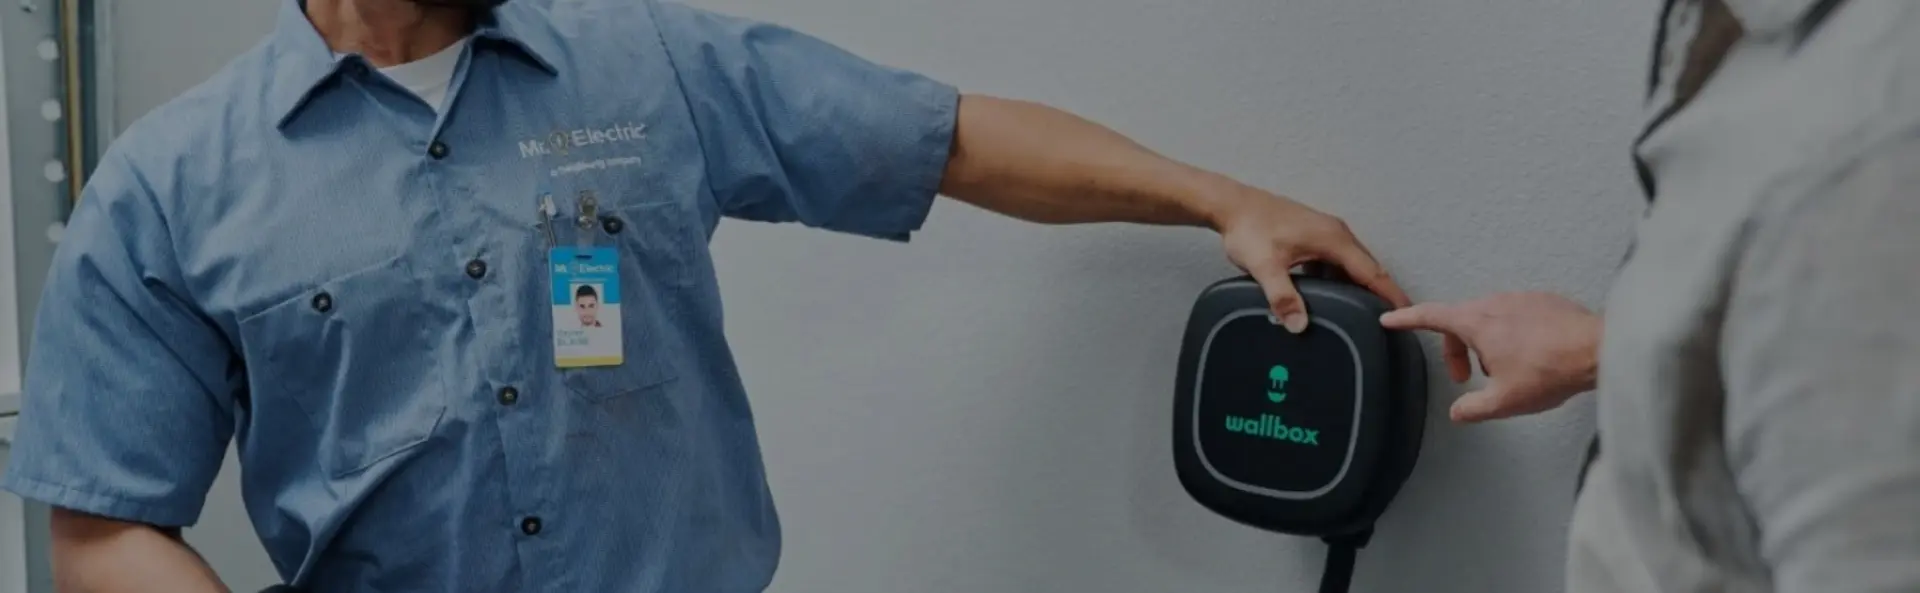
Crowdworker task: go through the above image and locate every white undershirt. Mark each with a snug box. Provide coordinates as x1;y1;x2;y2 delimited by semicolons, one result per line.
366;36;470;113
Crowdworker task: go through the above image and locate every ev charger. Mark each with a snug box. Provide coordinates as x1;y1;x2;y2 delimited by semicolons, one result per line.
1173;267;1428;593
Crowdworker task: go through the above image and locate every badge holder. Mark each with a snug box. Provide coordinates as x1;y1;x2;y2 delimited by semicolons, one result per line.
544;190;623;368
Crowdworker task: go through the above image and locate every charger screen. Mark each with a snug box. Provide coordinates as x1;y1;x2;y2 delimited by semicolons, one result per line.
1195;314;1358;495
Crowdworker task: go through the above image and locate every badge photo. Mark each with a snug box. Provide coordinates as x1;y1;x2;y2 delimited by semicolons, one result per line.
551;246;623;368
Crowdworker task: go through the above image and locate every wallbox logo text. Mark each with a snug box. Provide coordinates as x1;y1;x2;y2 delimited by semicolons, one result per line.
1222;364;1320;446
1224;413;1319;446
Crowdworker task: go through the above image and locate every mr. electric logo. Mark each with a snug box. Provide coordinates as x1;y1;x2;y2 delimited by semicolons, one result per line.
1223;364;1320;446
518;123;648;158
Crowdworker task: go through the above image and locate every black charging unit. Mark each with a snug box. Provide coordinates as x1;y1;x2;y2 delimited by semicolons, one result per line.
1172;266;1428;593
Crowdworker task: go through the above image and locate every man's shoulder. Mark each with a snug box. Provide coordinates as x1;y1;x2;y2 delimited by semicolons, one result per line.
111;40;277;178
78;39;279;238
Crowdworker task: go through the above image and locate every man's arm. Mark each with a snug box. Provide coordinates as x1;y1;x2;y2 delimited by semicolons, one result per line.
935;95;1409;323
936;95;1264;228
49;509;227;593
649;2;1407;328
0;147;237;592
1720;140;1920;593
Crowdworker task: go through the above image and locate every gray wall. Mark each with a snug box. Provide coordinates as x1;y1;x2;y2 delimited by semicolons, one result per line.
98;1;1649;592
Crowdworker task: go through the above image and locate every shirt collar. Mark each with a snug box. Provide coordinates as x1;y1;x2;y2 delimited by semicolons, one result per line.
1722;0;1843;38
266;0;563;129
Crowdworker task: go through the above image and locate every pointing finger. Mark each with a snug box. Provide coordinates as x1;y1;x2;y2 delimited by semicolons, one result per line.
1378;302;1464;334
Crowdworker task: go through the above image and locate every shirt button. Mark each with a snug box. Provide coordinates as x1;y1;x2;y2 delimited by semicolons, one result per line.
428;141;449;160
497;386;519;405
601;216;624;235
466;259;488;279
311;292;333;313
520;516;542;536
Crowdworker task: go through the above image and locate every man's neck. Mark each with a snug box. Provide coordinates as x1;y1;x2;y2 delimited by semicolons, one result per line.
306;0;475;67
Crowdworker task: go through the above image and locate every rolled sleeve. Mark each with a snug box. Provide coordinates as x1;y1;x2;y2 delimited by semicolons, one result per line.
1721;140;1920;593
0;148;235;527
649;0;959;241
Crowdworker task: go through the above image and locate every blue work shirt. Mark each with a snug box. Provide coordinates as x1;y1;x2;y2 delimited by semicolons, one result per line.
0;0;957;591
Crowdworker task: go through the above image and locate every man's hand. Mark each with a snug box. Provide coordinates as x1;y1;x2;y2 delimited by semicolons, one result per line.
1379;292;1600;423
1210;187;1410;332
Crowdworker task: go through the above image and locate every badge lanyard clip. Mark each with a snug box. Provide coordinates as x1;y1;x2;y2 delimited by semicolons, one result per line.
575;190;600;248
538;193;559;248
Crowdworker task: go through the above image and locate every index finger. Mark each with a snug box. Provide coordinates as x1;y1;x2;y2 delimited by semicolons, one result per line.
1377;302;1465;334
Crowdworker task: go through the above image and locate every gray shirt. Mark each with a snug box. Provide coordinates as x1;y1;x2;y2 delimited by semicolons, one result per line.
1568;0;1920;591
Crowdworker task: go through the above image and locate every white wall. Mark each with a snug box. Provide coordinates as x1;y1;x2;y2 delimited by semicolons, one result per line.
102;1;1653;592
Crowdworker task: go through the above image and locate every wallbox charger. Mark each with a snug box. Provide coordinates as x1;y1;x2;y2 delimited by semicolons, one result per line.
1173;267;1428;593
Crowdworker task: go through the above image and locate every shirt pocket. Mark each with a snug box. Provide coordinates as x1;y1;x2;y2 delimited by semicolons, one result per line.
236;260;452;478
551;198;700;403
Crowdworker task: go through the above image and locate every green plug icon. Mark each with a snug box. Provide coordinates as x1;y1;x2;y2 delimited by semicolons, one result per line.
1267;364;1290;403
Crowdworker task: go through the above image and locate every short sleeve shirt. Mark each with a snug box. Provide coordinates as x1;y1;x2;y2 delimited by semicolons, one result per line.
0;1;959;591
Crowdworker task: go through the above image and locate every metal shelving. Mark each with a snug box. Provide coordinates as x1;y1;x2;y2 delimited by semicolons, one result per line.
2;2;112;590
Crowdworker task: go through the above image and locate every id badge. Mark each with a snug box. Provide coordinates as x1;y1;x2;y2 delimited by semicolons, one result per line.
550;246;623;368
